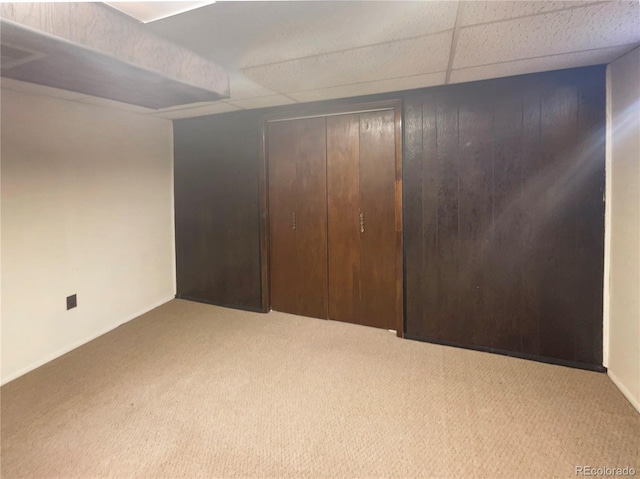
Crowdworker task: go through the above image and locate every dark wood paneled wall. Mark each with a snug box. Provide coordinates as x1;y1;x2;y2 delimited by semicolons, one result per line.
174;111;262;310
403;67;606;368
173;66;605;368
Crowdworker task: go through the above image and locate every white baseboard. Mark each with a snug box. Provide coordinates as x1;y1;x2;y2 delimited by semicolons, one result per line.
1;295;175;386
608;370;640;414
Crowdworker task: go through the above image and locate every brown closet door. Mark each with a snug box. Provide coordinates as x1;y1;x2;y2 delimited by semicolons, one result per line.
268;118;328;319
327;114;361;323
326;110;397;330
358;111;396;330
268;121;298;314
294;118;328;319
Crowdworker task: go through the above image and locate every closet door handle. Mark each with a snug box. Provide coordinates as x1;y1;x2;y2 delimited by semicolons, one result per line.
292;211;297;231
359;212;365;234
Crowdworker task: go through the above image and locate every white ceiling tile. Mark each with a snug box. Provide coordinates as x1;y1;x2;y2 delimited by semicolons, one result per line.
74;96;155;114
243;31;452;93
460;1;599;26
450;44;635;84
151;101;240;119
454;1;640;69
0;77;88;100
228;73;279;100
227;95;297;110
288;72;446;103
237;1;458;68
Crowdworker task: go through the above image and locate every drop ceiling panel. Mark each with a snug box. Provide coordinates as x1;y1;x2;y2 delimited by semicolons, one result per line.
227;95;297;110
147;2;294;68
237;1;458;68
228;73;279;100
152;101;240;119
288;72;446;103
460;0;599;26
450;44;635;84
243;31;452;93
454;1;640;69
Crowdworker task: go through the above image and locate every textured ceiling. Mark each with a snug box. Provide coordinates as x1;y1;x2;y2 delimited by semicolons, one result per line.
4;1;638;118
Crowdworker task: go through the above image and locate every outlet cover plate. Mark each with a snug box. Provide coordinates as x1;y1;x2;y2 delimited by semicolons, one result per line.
66;294;77;310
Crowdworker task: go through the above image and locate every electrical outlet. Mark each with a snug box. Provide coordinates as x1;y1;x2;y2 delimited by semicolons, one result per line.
66;294;77;310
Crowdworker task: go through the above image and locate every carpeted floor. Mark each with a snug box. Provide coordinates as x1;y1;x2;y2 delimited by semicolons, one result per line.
1;299;638;478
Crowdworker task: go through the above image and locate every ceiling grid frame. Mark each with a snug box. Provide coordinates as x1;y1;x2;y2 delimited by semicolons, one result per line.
445;1;464;85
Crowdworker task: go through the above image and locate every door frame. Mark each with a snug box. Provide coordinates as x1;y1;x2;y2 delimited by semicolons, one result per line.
258;99;404;337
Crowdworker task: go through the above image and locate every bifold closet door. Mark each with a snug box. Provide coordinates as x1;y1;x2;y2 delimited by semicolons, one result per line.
358;111;396;330
268;118;328;319
327;110;396;330
327;114;361;323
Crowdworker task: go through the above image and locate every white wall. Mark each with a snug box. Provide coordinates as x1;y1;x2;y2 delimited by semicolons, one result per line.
1;87;176;384
606;47;640;413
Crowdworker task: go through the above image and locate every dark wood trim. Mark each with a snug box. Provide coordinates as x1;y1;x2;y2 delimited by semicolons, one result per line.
175;294;265;314
258;99;404;334
258;118;270;313
259;100;400;124
404;334;606;373
391;100;404;338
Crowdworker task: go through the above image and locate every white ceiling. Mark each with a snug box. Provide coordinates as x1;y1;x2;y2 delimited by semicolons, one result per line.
4;1;638;118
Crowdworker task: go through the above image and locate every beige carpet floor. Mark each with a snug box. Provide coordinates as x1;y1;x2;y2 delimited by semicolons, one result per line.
1;299;638;478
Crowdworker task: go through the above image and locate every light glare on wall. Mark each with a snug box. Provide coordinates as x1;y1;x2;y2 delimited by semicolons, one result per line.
104;1;216;24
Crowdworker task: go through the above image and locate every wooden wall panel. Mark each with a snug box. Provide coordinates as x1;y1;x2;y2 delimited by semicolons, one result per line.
173;111;262;310
491;86;524;353
402;99;425;333
574;72;606;366
403;66;606;369
457;95;494;348
434;98;462;343
538;82;580;361
174;66;605;369
520;82;544;357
